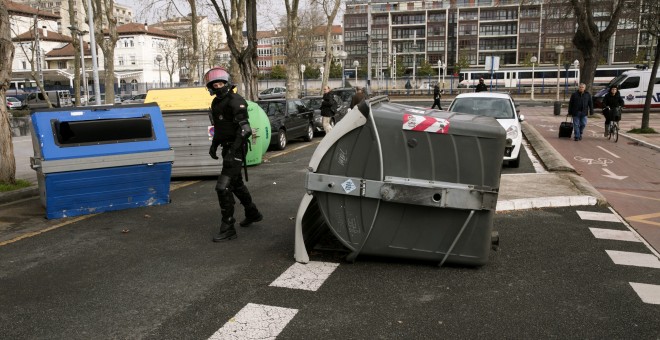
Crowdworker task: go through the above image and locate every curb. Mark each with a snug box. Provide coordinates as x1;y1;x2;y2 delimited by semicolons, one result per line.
521;122;576;172
522;121;607;206
0;185;39;205
619;132;660;152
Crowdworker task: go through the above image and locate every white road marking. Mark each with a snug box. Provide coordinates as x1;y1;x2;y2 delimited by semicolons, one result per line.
588;228;641;242
608;207;660;259
496;196;597;211
577;210;621;223
605;250;660;269
601;168;627;180
208;303;298;340
629;282;660;305
269;261;339;291
596;145;621;158
522;143;547;173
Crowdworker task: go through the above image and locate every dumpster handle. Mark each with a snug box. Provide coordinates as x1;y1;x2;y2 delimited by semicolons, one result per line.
439;210;475;267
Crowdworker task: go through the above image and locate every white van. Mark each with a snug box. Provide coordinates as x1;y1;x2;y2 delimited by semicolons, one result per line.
595;69;660;109
22;90;72;109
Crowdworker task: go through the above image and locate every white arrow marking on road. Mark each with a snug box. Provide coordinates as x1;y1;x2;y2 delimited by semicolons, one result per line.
597;145;621;159
602;168;628;180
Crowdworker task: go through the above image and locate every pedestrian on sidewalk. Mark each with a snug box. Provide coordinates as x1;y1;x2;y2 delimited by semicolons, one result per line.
568;83;594;141
205;67;263;242
431;83;443;109
350;87;365;109
475;78;487;92
602;85;624;137
321;86;336;133
405;80;412;95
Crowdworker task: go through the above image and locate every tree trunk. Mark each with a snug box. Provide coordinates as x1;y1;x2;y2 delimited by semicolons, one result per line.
228;0;245;91
285;0;301;99
579;50;599;94
320;0;341;94
94;0;118;104
188;0;199;86
0;3;17;183
641;44;659;130
68;0;81;106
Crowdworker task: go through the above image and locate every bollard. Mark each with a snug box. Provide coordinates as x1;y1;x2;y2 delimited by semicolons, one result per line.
554;101;562;116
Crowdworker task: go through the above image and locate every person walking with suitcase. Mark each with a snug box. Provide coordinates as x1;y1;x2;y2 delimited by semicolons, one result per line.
568;83;593;141
602;85;624;137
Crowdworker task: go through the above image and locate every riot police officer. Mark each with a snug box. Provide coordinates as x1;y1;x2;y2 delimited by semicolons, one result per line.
204;67;263;242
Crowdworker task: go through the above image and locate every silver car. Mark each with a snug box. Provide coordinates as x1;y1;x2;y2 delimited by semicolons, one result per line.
258;87;286;100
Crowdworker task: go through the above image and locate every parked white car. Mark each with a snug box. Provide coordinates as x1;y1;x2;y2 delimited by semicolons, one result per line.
448;92;524;167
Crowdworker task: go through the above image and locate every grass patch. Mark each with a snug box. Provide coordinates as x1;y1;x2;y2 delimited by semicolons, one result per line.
0;179;33;192
627;127;657;134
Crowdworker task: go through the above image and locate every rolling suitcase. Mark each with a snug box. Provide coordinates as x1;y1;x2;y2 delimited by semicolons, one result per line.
558;116;573;138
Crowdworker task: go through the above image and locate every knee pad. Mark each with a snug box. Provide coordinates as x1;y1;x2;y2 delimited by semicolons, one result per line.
215;175;231;193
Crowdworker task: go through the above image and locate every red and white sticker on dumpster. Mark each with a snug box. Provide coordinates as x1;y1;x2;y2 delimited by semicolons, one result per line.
402;113;450;134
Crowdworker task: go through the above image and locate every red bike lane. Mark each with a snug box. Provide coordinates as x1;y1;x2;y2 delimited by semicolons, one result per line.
522;106;660;252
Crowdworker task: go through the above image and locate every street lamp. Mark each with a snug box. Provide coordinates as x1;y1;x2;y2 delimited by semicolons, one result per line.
300;64;306;96
530;55;537;100
555;45;564;101
353;60;359;86
437;60;443;88
338;51;347;88
156;54;163;88
573;59;580;89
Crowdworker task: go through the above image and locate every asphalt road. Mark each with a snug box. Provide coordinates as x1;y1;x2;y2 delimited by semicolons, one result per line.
1;137;659;339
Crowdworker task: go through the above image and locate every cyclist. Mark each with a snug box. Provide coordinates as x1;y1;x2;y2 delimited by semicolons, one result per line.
602;85;624;137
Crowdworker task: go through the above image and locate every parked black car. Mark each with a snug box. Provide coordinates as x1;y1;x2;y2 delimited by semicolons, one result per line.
301;93;348;134
256;98;314;150
329;87;357;107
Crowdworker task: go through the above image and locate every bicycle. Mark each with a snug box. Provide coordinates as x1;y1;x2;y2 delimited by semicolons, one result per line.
603;106;621;143
606;120;619;142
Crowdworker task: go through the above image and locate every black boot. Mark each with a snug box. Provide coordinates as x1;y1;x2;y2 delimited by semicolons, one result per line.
239;208;263;227
213;218;237;242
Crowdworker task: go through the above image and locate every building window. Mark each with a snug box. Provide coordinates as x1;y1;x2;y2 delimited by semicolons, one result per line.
130;55;136;65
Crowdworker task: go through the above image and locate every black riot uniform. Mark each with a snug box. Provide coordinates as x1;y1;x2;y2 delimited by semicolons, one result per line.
206;67;262;242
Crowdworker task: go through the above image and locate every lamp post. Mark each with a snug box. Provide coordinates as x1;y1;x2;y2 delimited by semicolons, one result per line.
554;45;564;101
300;64;306;97
156;54;163;88
530;55;537;100
338;51;347;88
573;59;580;89
353;60;359;86
437;60;443;88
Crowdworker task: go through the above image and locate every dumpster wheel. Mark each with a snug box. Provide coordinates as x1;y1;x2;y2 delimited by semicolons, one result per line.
491;231;500;251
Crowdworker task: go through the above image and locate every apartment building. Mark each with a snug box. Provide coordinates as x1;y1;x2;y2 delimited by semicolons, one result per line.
12;0;133;36
344;0;656;76
255;25;345;76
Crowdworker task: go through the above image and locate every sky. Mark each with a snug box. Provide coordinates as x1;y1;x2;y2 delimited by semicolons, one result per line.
116;0;342;31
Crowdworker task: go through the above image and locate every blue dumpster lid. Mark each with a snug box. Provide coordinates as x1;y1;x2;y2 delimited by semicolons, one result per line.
31;103;171;161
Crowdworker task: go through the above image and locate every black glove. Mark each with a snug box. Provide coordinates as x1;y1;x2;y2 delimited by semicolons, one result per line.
209;144;219;160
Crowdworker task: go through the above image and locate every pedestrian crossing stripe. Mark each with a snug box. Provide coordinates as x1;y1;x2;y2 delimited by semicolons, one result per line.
605;250;660;269
577;211;621;223
269;261;339;292
208;303;297;340
588;228;641;242
629;282;660;305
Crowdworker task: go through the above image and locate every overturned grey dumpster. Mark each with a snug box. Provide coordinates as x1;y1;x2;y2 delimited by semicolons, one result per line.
295;96;506;266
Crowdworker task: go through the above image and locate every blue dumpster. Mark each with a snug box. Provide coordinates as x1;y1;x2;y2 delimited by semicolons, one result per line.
29;103;175;219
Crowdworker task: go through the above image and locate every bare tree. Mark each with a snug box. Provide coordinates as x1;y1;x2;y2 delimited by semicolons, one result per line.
568;0;629;94
313;0;341;93
209;0;259;100
640;0;659;131
158;41;179;86
284;0;301;98
11;21;54;108
1;2;17;183
86;0;118;104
